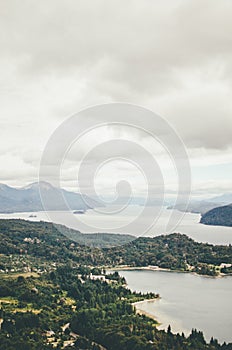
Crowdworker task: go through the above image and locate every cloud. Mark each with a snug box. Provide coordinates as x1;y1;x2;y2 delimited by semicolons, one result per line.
1;1;232;85
0;0;231;193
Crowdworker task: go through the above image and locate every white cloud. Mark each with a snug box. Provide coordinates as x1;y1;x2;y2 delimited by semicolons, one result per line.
0;0;231;195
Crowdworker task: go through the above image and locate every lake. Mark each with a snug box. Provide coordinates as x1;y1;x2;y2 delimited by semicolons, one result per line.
117;269;232;344
1;206;232;343
0;205;232;245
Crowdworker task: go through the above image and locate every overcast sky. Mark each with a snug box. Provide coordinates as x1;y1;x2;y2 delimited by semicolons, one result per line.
0;0;232;199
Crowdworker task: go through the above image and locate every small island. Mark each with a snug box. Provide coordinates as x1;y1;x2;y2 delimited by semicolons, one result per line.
73;210;86;214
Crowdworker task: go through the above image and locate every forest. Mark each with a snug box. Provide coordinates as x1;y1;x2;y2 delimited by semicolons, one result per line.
0;219;232;276
0;219;232;348
0;265;232;350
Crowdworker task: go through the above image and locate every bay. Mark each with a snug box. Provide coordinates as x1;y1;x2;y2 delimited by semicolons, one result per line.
117;269;232;344
1;206;232;343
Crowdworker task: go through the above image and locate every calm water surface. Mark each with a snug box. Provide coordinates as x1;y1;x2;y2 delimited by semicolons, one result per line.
118;269;232;343
0;206;232;245
1;207;232;342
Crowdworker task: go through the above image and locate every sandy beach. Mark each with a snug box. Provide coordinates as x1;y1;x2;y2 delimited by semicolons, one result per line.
108;265;230;278
132;298;160;324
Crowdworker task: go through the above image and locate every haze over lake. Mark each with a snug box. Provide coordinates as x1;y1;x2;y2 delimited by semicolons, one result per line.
1;205;232;245
117;269;232;344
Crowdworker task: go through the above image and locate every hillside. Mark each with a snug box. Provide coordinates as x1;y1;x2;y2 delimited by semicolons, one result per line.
0;182;101;213
0;220;232;349
105;232;232;275
168;193;232;215
209;193;232;204
0;219;232;276
0;219;134;250
1;266;230;350
168;200;221;214
200;204;232;227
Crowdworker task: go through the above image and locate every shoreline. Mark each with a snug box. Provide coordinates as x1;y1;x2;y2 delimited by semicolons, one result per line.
132;298;161;325
108;265;231;278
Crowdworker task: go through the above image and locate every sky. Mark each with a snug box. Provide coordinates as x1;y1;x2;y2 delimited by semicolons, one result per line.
0;0;232;200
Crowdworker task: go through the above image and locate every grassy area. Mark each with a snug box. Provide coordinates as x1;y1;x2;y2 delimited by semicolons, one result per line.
0;272;40;279
12;308;41;314
0;297;18;305
64;296;76;306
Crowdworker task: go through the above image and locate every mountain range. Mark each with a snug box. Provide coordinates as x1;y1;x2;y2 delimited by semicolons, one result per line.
0;182;101;213
168;193;232;215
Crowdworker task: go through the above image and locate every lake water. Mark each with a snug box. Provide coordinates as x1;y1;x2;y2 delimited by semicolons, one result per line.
0;205;232;245
117;269;232;344
1;206;232;343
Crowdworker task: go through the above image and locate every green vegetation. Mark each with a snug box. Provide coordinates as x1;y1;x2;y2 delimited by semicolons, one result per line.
104;233;232;276
200;204;232;227
0;219;232;277
61;226;134;248
0;219;232;348
0;218;134;249
0;266;232;350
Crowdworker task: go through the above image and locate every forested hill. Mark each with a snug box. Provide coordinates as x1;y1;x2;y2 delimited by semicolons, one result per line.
1;219;232;349
0;219;232;276
0;219;134;249
200;204;232;227
104;233;232;275
1;265;231;350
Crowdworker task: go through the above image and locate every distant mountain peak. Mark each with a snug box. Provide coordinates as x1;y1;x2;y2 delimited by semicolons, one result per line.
23;181;54;190
209;192;232;204
0;181;101;213
0;183;11;190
